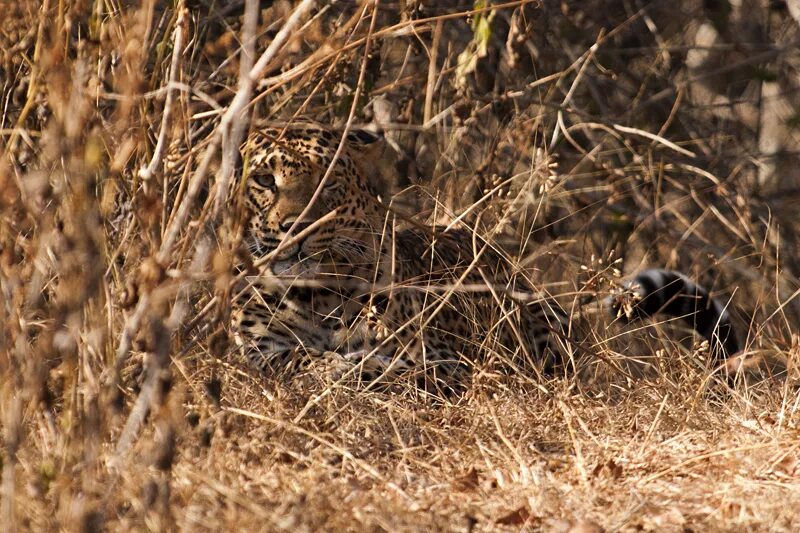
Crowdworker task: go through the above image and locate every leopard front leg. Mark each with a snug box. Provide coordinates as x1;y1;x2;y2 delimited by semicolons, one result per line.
236;329;403;384
238;337;328;377
415;347;472;396
324;348;411;384
326;342;471;394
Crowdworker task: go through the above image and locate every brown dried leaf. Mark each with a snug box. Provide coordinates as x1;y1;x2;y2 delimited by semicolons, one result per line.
497;506;534;526
568;519;605;533
453;467;480;491
591;459;623;480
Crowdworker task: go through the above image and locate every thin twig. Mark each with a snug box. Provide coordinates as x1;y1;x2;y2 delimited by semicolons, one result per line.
158;0;317;262
614;123;696;158
113;0;317;415
268;0;377;265
139;6;187;181
423;19;443;125
214;0;260;217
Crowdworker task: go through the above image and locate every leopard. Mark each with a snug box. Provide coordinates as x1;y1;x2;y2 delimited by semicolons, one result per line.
231;122;740;392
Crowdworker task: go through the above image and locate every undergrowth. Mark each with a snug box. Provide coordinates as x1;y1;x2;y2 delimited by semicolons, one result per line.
1;1;799;530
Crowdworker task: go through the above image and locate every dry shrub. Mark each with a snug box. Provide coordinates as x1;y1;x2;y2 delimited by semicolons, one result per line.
1;0;799;530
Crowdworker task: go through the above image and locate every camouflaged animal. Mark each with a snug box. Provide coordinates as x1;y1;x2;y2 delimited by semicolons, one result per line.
231;123;739;390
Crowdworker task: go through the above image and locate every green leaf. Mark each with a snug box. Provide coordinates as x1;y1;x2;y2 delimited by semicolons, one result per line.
455;1;495;90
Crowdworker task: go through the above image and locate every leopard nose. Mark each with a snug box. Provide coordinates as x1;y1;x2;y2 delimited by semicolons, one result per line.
279;218;312;234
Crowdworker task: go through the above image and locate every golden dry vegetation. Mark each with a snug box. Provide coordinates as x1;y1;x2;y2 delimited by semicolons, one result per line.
2;1;800;531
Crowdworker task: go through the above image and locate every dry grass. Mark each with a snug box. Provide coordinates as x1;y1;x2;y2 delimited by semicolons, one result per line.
2;1;799;531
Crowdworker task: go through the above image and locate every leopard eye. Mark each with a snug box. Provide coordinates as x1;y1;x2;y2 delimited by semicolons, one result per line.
323;179;342;191
254;173;276;190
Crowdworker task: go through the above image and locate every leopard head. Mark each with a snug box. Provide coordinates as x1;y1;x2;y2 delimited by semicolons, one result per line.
242;123;385;274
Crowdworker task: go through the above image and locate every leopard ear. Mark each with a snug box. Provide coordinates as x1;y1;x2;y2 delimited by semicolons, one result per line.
346;128;383;147
345;128;386;171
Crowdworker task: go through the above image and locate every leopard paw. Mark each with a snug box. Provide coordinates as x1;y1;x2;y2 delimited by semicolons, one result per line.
324;349;404;383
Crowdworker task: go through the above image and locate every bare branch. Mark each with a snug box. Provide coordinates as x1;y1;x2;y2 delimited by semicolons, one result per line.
138;7;187;182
